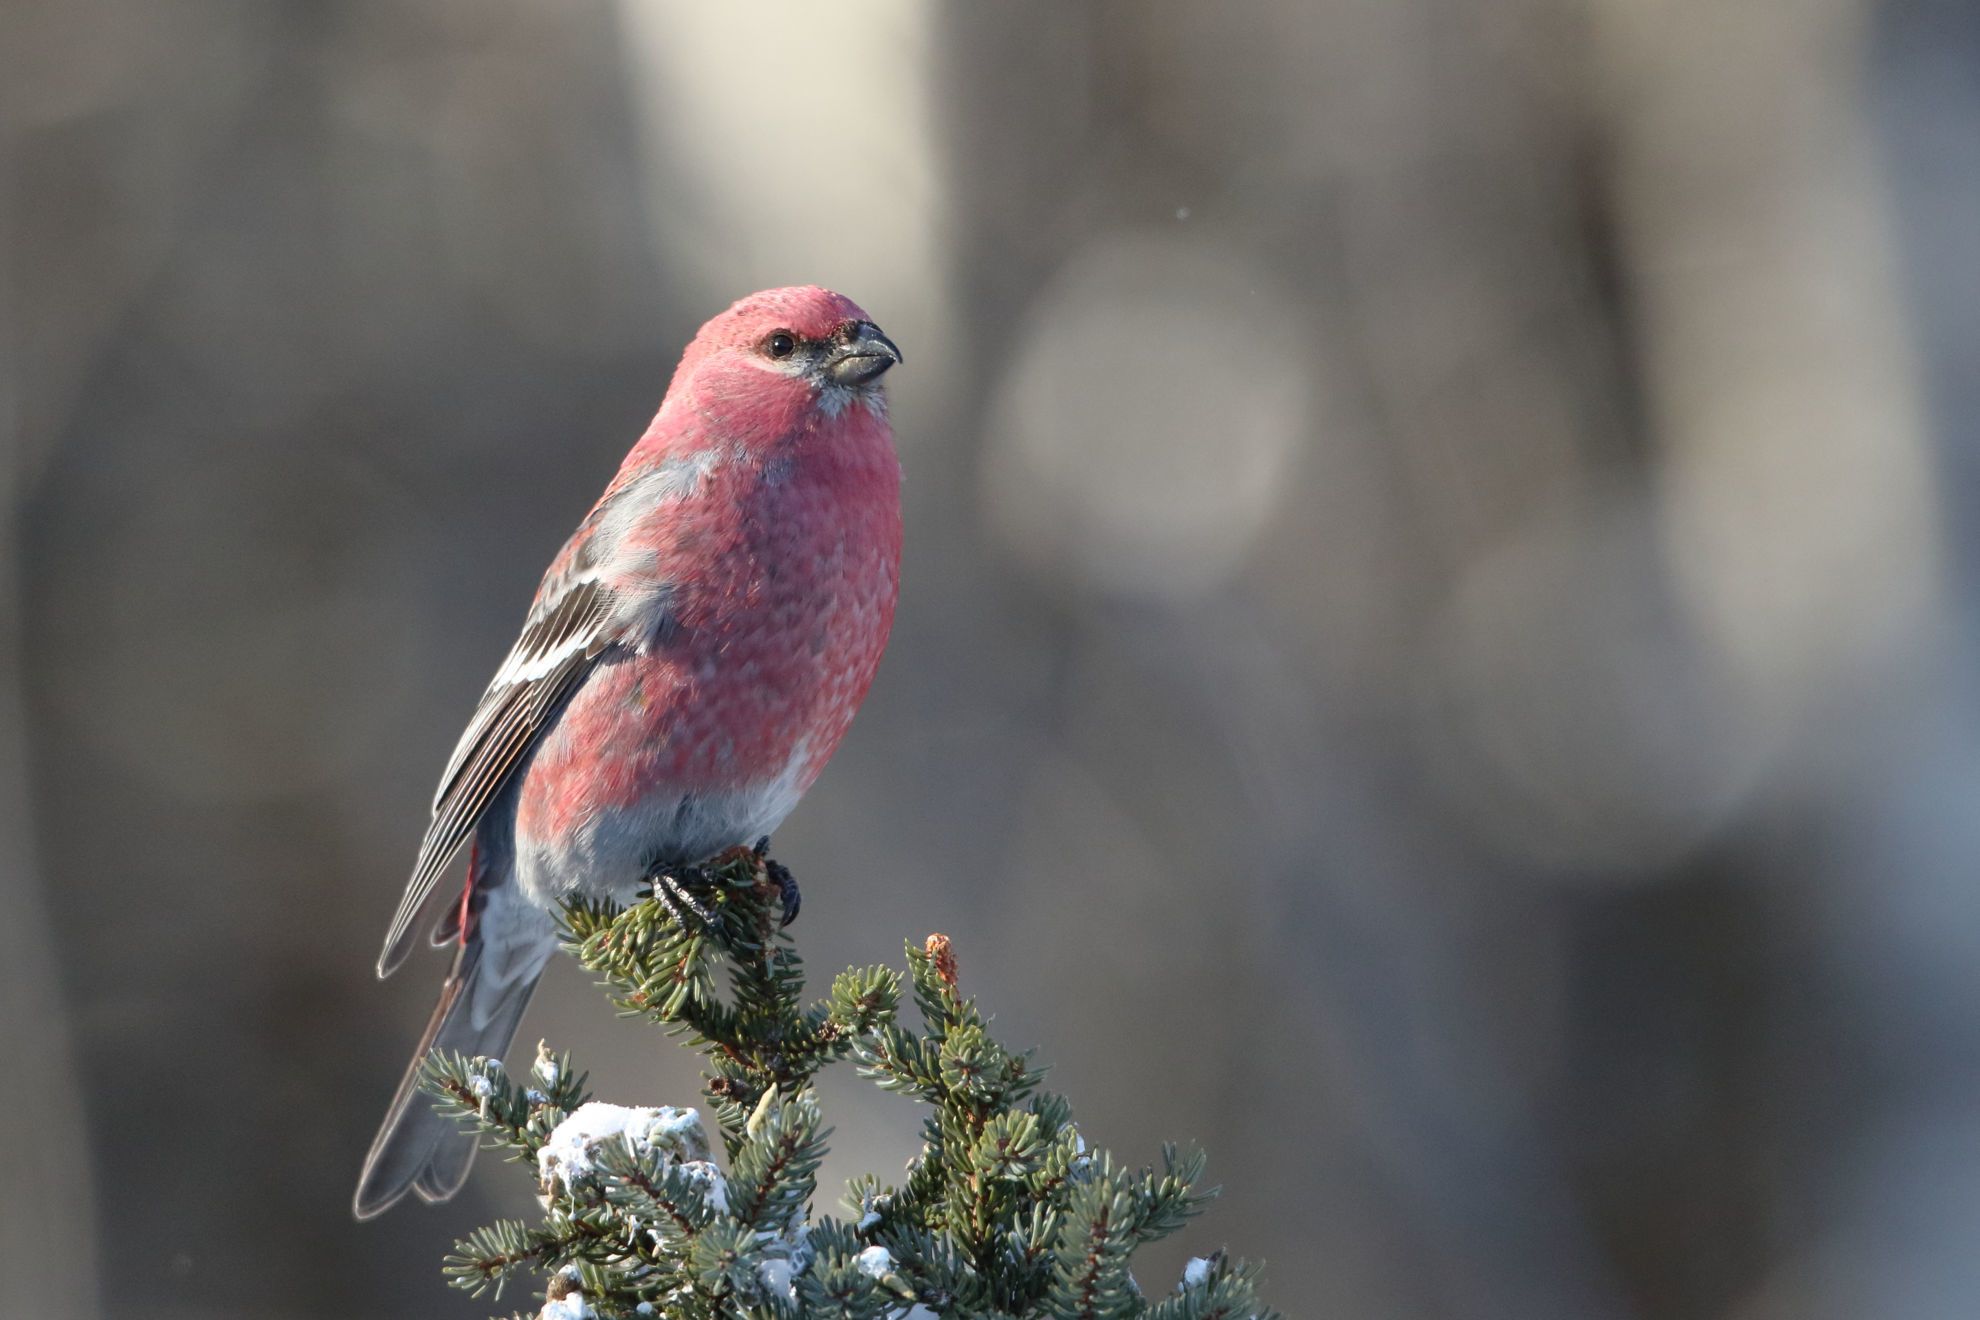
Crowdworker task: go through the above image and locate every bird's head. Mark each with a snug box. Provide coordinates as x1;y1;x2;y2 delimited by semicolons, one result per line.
679;286;903;412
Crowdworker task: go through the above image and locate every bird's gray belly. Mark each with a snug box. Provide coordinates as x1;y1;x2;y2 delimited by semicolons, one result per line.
510;780;804;911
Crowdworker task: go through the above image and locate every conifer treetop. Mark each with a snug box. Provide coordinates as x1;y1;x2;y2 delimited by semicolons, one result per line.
417;848;1281;1320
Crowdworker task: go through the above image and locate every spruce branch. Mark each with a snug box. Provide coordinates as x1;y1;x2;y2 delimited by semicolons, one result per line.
408;850;1280;1320
423;1044;591;1165
726;1087;829;1231
1141;1255;1280;1320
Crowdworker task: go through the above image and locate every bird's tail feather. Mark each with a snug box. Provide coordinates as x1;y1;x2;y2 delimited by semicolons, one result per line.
352;938;541;1220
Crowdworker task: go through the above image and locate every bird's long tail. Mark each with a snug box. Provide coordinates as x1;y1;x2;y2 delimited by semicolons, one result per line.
352;934;541;1220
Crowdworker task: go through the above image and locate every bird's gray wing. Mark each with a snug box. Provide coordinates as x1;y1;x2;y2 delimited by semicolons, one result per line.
374;566;621;977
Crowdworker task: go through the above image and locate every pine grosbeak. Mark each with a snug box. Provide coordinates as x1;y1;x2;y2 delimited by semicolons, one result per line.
353;287;902;1219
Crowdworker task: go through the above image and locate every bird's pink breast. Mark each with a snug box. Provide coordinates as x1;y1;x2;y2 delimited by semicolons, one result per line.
512;405;901;865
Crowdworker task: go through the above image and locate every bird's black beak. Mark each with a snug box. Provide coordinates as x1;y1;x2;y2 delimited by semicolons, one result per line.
824;321;903;386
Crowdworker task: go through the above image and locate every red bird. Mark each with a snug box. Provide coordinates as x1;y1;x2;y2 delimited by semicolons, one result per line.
354;287;903;1219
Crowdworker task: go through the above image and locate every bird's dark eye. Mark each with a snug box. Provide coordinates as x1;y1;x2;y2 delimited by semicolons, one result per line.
765;331;797;359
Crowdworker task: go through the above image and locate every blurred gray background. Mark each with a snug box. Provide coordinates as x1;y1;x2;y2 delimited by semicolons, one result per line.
5;2;1980;1317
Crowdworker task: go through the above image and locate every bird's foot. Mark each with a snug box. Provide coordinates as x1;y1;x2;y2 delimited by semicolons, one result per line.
651;864;721;930
651;840;799;931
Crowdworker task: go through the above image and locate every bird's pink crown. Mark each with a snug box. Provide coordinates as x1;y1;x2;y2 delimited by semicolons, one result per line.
698;286;874;349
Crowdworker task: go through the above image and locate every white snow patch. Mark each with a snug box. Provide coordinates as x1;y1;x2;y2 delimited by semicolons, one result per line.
755;1223;811;1303
679;1160;730;1215
759;1256;798;1302
539;1291;594;1320
1182;1256;1214;1288
856;1245;896;1279
537;1103;723;1210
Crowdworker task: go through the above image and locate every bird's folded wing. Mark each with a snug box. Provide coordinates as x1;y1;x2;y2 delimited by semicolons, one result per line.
375;573;621;977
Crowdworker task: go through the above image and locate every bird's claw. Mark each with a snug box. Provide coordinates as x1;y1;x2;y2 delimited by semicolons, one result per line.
766;858;801;927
